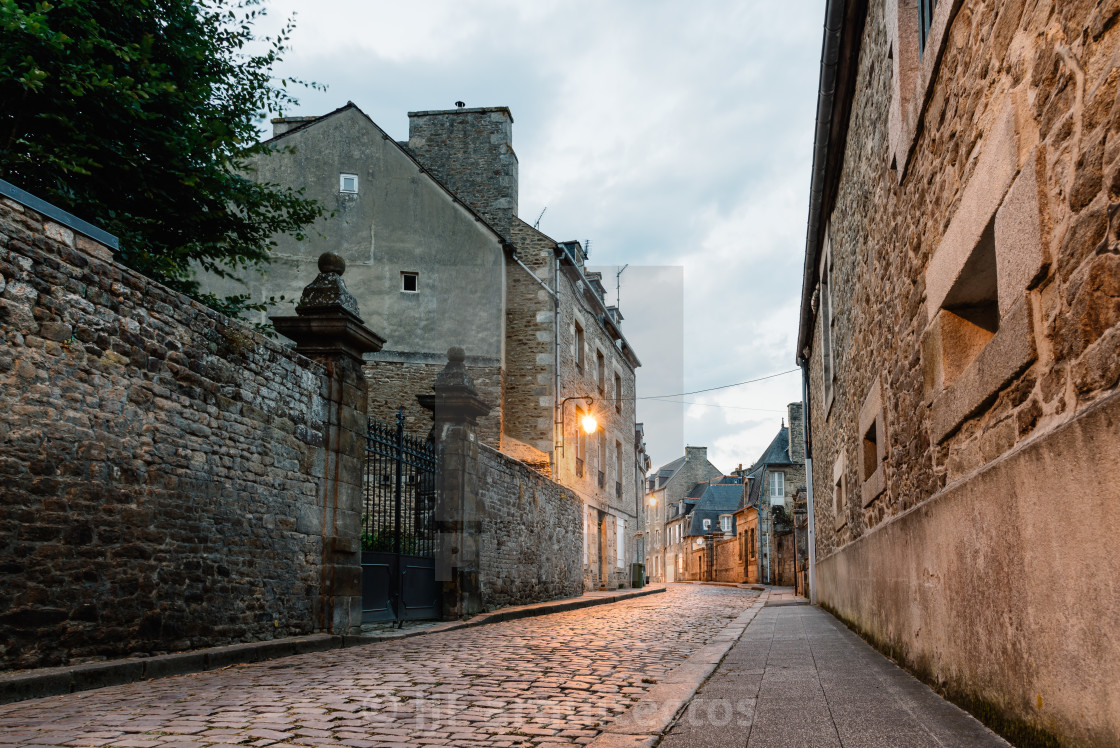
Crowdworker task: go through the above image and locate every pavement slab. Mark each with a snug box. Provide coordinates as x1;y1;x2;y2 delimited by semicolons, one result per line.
0;585;759;748
658;602;1010;747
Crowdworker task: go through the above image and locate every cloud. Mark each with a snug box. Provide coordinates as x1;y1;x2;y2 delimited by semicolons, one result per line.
256;0;825;469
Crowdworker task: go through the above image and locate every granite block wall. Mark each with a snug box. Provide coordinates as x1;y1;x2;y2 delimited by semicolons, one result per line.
0;196;333;670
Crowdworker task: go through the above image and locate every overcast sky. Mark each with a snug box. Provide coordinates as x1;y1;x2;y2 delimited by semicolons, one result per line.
256;0;825;474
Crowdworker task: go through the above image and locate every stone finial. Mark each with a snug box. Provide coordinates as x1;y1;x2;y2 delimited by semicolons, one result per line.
271;251;385;362
433;346;478;395
295;252;361;319
418;347;491;424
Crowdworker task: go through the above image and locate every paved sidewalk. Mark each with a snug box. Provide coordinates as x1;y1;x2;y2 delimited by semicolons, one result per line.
660;604;1008;747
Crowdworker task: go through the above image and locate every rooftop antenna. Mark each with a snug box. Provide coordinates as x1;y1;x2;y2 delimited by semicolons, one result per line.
533;206;547;229
616;264;628;308
584;240;591;258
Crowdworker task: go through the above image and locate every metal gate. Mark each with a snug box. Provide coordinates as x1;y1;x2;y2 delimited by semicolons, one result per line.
361;409;440;622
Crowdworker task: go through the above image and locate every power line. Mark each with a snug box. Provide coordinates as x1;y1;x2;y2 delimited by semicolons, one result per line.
643;399;787;413
635;368;800;400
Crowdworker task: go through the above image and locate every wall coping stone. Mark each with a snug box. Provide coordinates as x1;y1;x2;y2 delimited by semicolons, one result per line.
0;178;119;250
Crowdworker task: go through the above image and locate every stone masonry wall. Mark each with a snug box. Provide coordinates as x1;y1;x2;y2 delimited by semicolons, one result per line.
805;1;1120;743
365;357;501;446
0;197;331;670
503;221;558;454
477;445;583;609
407;107;518;241
711;535;745;584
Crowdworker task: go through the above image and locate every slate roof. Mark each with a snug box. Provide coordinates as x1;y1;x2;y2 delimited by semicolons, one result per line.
686;484;743;537
755;427;796;467
652;455;686;488
742;465;765;509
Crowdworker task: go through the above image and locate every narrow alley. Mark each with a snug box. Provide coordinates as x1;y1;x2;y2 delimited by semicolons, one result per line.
0;586;1006;747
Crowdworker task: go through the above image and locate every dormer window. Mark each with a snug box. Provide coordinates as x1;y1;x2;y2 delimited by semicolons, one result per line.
703;518;711;531
339;173;358;193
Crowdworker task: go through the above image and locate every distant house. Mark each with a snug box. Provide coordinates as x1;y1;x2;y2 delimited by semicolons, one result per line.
643;446;724;582
681;478;742;581
198;103;642;591
739;403;806;585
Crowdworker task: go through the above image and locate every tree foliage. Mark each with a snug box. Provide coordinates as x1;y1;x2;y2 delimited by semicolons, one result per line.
0;0;324;312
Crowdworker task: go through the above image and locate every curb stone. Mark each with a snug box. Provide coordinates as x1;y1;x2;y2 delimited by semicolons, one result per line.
0;586;664;706
587;588;769;747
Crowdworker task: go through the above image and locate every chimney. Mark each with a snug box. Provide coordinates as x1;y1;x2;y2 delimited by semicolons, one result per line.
787;402;805;462
407;106;518;240
684;446;708;463
270;116;318;138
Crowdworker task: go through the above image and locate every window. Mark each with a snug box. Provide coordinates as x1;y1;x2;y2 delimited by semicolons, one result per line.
922;103;1043;446
596;351;605;393
597;431;606;488
574;322;585;371
615;440;624;498
918;0;936;54
720;515;732;533
575;408;586;477
938;222;999;386
703;518;711;531
616;520;625;569
339;173;358;193
833;452;848;530
769;472;784;504
859;376;888;506
749;528;756;559
401;272;418;293
614;373;622;412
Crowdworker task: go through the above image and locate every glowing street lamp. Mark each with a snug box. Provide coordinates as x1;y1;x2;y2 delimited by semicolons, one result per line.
557;395;599;454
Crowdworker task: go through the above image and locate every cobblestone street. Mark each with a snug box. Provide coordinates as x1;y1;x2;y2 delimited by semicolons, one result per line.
0;586;758;748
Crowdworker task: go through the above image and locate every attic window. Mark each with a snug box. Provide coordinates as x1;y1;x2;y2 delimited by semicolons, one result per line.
702;518;711;531
401;272;418;293
720;515;732;533
339;173;358;193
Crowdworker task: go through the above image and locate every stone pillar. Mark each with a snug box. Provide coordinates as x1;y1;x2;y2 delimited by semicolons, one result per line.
272;253;385;636
418;347;492;620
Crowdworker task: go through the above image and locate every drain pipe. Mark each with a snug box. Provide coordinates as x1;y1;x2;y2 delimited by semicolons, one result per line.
799;356;818;604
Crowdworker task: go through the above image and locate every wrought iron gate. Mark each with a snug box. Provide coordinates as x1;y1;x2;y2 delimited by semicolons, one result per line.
361;409;440;622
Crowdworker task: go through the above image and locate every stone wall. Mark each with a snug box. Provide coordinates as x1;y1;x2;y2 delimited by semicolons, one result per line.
477;445;583;609
407;107;518;240
364;356;502;445
711;535;745;583
503;221;558;453
0;195;338;670
803;0;1120;743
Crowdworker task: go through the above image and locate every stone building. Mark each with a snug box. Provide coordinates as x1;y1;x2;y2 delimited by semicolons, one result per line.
679;479;742;581
199;103;642;592
796;1;1120;744
738;404;806;585
643;446;724;582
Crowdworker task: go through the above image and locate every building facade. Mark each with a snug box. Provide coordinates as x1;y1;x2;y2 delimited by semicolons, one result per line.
797;1;1120;744
643;446;724;582
200;103;643;593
